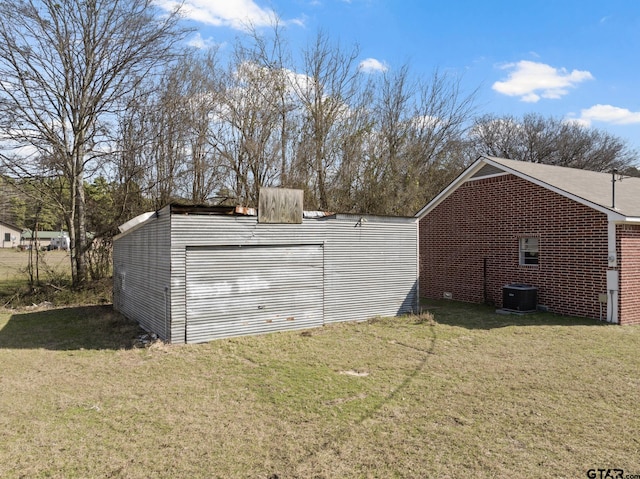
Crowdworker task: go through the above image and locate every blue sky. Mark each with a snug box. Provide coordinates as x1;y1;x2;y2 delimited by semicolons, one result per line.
157;0;640;154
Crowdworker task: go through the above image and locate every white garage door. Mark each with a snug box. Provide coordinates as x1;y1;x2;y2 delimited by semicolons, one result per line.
185;244;324;343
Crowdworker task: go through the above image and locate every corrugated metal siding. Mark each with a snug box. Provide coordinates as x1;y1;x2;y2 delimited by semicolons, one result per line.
113;210;171;339
322;218;418;324
184;245;323;343
168;214;417;342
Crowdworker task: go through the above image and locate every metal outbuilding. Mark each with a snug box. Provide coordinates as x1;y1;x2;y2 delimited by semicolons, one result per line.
113;193;418;344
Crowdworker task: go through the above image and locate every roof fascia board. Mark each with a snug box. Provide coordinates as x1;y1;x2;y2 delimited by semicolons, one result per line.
415;157;488;218
613;217;640;224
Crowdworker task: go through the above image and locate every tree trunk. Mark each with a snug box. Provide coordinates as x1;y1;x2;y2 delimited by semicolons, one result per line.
74;170;87;286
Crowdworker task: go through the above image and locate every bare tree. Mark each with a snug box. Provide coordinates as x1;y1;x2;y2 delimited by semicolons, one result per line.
111;50;226;212
142;59;195;207
293;32;363;210
206;36;294;207
241;22;299;189
113;90;153;220
470;113;638;173
0;0;189;286
183;53;225;204
355;67;476;215
328;81;375;213
553;121;636;172
468;114;524;160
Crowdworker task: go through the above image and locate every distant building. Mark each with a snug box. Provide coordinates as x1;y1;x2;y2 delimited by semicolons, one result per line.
0;221;22;248
21;230;69;250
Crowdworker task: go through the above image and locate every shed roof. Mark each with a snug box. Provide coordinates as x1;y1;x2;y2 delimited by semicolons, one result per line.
116;202;416;240
416;156;640;221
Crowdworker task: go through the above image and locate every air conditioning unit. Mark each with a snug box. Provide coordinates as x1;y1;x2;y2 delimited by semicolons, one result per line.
502;284;537;312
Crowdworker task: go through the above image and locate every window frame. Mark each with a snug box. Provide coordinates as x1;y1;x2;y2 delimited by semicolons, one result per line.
519;236;539;266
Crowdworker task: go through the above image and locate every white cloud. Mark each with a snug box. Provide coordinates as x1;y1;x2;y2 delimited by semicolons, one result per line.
156;0;277;30
187;32;219;49
563;117;591;128
492;60;593;103
358;58;388;73
411;115;440;130
576;104;640;127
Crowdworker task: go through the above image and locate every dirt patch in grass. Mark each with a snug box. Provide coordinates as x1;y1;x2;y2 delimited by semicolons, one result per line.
0;301;639;478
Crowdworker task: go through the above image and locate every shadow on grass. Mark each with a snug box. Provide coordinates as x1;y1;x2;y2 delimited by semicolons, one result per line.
421;299;612;330
0;305;144;350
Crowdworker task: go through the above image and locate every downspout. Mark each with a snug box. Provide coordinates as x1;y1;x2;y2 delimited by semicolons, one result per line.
416;220;421;314
606;221;619;323
607;170;627;324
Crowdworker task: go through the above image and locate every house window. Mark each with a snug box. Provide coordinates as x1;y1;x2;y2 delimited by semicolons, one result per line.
4;233;10;242
519;237;539;265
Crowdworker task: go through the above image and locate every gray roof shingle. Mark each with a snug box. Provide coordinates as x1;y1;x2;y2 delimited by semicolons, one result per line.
415;156;640;219
483;156;640;218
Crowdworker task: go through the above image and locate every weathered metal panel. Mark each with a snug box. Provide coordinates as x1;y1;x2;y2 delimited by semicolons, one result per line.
167;213;418;342
113;207;171;340
321;218;419;324
113;207;417;343
184;244;323;343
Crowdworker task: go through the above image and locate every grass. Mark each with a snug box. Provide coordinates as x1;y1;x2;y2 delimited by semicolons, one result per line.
0;247;70;280
0;248;111;307
1;299;639;478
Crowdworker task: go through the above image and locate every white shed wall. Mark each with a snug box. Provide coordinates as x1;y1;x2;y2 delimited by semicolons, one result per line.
113;210;171;339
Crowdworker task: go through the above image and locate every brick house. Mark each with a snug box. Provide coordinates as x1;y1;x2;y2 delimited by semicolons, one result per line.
416;156;640;325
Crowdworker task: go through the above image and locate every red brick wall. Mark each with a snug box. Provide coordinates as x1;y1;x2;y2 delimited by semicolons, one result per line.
618;225;640;325
419;174;610;321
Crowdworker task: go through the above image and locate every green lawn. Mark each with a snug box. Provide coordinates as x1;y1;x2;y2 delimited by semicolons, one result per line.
0;300;638;478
